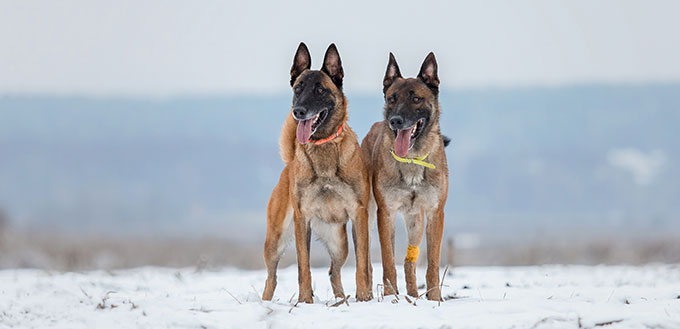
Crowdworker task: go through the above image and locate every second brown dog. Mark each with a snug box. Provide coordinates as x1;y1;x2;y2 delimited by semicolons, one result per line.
362;52;449;301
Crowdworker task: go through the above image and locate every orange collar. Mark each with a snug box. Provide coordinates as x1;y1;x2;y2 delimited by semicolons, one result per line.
309;122;345;145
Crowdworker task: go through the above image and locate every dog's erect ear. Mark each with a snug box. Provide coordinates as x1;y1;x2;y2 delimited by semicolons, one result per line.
383;53;402;94
291;42;311;86
418;52;439;93
321;43;344;88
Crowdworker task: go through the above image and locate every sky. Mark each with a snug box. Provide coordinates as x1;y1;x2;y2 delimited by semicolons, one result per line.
1;0;679;96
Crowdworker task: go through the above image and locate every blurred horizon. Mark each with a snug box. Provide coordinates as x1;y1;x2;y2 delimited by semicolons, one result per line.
2;82;678;242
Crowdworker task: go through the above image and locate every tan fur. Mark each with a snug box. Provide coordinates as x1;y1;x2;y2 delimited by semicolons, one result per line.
362;56;449;301
262;48;373;303
279;114;297;164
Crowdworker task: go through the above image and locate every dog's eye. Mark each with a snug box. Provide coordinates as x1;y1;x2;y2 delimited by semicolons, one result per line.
388;95;396;104
413;96;421;103
316;87;325;94
294;85;303;95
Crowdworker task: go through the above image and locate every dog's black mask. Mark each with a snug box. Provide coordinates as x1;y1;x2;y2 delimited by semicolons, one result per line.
382;52;440;157
289;42;344;144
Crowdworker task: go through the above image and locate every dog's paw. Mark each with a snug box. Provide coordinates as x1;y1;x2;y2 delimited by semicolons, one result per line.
298;292;314;304
356;289;373;302
426;289;442;302
262;281;276;301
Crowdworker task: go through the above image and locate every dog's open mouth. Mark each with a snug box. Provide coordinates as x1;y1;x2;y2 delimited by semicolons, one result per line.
393;119;424;157
296;109;329;144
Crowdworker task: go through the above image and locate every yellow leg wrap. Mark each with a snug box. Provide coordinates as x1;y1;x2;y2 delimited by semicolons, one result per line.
405;245;419;263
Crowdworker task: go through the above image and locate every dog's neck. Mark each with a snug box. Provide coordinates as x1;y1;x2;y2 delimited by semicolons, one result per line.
413;121;442;157
308;122;345;145
298;122;353;179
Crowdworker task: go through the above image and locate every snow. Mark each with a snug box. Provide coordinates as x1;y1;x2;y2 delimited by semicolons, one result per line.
1;265;679;329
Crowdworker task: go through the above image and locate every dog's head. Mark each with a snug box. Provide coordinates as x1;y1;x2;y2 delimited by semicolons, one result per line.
382;52;441;157
289;42;346;145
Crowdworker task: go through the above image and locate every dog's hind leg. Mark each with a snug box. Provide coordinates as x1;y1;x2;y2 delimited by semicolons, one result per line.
425;205;445;301
263;167;292;301
351;205;374;301
366;193;377;290
403;208;425;298
313;221;348;298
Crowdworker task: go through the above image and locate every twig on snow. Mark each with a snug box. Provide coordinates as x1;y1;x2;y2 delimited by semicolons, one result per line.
404;295;417;306
385;278;399;303
251;285;262;303
376;284;384;302
288;300;299;313
594;319;624;327
438;265;449;306
221;288;242;304
328;295;351;308
79;286;91;298
418;286;441;299
530;316;570;329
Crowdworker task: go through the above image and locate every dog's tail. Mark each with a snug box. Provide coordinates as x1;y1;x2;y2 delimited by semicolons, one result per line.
279;114;297;164
442;135;451;147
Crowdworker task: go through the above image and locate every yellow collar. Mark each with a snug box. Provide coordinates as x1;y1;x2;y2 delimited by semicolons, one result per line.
390;150;436;169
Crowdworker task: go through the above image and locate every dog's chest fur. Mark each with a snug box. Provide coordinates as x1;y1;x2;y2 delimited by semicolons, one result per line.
382;161;441;214
294;143;359;223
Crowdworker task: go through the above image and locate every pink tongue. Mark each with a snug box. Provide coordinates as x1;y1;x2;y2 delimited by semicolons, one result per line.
394;128;412;157
296;118;314;144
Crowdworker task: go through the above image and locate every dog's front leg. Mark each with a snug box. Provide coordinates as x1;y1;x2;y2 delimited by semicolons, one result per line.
425;205;445;301
375;189;398;296
263;167;291;301
352;205;373;301
403;208;425;298
293;209;314;303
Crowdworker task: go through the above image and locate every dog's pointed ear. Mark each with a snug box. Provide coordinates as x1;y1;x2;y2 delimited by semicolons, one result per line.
291;42;311;86
418;52;439;93
383;53;402;94
321;43;344;88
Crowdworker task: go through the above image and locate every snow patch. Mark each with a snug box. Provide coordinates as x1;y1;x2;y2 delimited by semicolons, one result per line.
1;265;679;329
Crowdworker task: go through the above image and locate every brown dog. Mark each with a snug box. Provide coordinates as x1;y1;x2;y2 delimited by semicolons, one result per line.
262;43;373;303
361;52;449;301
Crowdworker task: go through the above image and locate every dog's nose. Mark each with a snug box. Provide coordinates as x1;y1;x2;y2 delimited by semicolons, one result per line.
292;106;308;120
389;115;405;129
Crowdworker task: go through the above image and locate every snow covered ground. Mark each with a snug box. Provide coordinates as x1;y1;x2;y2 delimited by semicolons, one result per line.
1;264;679;329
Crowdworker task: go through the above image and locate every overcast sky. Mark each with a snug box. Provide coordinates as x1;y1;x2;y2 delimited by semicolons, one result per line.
1;0;678;96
